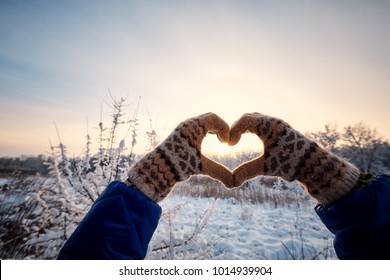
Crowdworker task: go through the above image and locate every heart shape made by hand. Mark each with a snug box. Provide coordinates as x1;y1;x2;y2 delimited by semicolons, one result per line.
200;122;264;189
202;133;262;170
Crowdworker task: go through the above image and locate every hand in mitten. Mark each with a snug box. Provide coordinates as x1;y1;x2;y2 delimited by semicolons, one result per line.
230;113;360;205
127;113;233;202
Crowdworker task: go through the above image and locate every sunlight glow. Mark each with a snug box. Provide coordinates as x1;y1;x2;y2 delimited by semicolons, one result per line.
1;1;389;156
201;133;263;157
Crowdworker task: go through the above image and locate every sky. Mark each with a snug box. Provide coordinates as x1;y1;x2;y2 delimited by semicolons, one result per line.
0;0;389;157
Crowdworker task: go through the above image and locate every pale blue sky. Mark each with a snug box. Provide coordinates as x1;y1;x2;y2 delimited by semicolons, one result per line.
1;0;389;157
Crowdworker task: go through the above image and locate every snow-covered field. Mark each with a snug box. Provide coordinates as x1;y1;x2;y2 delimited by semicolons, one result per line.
0;175;337;260
148;192;336;260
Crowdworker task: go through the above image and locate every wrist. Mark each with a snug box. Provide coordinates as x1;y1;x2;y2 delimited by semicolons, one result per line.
299;154;361;205
349;172;376;193
126;167;174;203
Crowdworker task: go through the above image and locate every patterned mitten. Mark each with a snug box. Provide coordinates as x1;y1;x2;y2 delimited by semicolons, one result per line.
127;113;233;202
229;113;360;205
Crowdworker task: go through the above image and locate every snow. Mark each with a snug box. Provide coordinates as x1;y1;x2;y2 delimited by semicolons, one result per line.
1;173;337;260
147;193;336;260
0;178;9;186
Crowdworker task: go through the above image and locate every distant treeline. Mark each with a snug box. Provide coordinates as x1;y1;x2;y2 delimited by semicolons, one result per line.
0;154;135;176
1;121;390;177
0;155;48;175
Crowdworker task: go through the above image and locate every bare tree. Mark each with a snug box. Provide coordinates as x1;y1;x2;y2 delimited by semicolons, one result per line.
307;121;390;174
341;122;386;173
306;123;339;153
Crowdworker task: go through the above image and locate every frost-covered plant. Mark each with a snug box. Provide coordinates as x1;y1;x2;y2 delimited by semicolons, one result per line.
0;174;88;259
0;95;146;259
96;94;130;182
144;110;160;153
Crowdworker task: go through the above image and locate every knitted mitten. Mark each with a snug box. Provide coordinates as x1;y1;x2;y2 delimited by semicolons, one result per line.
229;113;360;205
127;113;233;202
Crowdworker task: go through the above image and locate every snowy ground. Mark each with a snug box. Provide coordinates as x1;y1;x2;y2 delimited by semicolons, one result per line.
0;176;337;260
148;194;337;260
0;178;8;185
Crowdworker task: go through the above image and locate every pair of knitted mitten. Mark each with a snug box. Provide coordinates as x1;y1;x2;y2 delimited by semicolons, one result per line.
127;112;360;205
127;113;233;202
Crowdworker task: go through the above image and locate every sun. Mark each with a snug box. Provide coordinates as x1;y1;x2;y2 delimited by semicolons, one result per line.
201;134;231;157
216;143;231;156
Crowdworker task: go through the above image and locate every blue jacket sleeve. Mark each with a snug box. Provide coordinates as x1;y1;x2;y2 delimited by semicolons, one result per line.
315;175;390;260
57;180;162;260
